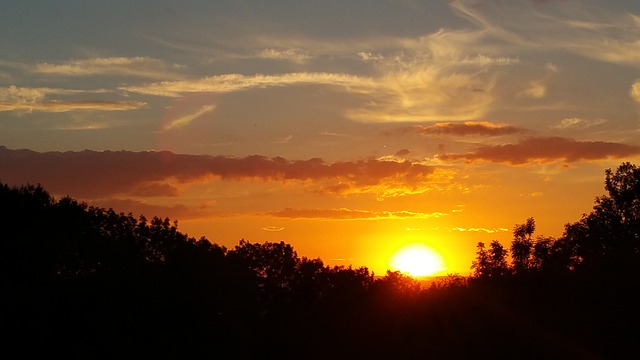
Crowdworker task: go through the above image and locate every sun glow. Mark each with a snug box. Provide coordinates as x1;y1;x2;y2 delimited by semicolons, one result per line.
389;244;446;277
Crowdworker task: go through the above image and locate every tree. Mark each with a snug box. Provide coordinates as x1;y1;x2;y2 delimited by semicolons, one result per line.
471;242;490;278
228;240;300;291
561;162;640;272
530;235;553;271
471;240;509;278
373;270;421;297
488;240;510;277
511;217;535;274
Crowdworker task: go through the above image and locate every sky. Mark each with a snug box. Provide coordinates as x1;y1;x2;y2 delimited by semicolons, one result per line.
2;0;640;275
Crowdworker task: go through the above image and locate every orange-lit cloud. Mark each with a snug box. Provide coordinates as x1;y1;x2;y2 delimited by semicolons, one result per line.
121;72;374;97
0;147;437;198
257;48;311;64
412;121;522;136
452;1;640;67
439;137;640;165
518;80;547;99
0;85;144;113
450;227;509;234
551;118;607;130
0;100;146;113
266;207;447;220
34;57;184;79
262;226;285;232
631;80;640;103
123;27;510;123
163;104;217;130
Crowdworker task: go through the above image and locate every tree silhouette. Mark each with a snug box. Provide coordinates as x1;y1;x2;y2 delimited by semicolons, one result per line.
3;162;640;360
561;162;640;273
471;240;509;278
511;217;535;274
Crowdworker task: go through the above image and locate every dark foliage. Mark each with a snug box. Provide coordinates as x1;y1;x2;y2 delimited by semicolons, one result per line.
2;161;640;359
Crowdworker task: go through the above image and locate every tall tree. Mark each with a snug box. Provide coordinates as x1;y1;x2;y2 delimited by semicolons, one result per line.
511;217;535;274
471;240;510;278
563;162;640;272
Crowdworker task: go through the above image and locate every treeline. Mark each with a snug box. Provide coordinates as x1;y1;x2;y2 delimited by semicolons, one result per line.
1;162;640;359
472;162;640;279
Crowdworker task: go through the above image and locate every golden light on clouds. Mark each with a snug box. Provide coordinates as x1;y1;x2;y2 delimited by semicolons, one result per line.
163;104;216;130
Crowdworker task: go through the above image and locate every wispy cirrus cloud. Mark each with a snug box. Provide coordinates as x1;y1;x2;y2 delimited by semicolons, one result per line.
412;121;522;136
121;72;375;97
262;226;285;232
439;137;640;165
631;80;640;103
518;80;547;99
257;48;311;64
0;100;145;113
122;27;520;123
0;85;100;102
0;85;145;113
0;147;438;199
34;57;185;79
163;104;217;131
266;207;447;220
450;227;509;234
551;117;607;130
452;0;640;67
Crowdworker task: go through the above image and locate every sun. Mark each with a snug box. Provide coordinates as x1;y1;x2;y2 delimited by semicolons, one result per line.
389;244;446;277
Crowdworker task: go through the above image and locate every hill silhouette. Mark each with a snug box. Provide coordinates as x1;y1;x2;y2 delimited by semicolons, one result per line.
1;162;639;359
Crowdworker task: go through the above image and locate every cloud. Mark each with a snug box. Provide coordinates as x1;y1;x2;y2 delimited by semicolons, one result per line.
551;117;607;130
396;149;411;157
266;207;447;220
450;227;509;234
358;52;384;61
262;226;285;232
631;80;640;103
34;57;184;79
275;134;293;144
518;80;547;99
439;137;640;165
123;28;512;123
451;1;640;67
121;72;375;97
0;147;437;199
0;85;145;113
346;29;504;122
0;100;146;113
257;48;311;64
412;121;522;136
460;54;519;66
0;85;97;103
163;104;216;130
320;130;346;137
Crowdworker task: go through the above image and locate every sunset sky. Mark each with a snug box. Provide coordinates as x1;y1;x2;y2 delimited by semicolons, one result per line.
2;0;640;275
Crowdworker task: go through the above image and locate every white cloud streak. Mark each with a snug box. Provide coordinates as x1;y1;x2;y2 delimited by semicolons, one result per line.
452;0;640;67
34;57;185;79
631;80;640;103
122;28;510;123
0;101;146;113
163;104;217;130
0;85;144;113
257;48;311;64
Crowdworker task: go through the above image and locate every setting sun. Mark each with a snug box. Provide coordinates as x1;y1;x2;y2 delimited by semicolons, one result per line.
389;244;446;277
